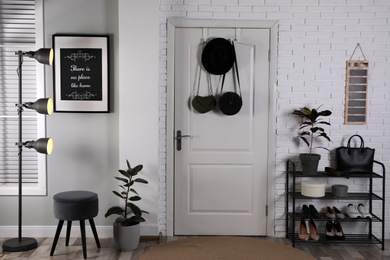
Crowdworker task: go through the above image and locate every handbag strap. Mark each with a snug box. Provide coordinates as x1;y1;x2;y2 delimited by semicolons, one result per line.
196;65;213;96
196;40;213;96
220;40;242;97
347;134;365;153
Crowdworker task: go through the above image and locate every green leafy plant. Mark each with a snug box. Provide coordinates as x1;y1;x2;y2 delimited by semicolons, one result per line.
292;105;332;155
105;160;149;226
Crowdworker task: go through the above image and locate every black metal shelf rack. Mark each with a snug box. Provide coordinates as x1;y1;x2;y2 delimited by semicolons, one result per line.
285;159;385;250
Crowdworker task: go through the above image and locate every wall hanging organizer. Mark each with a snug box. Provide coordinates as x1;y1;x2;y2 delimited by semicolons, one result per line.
344;43;368;125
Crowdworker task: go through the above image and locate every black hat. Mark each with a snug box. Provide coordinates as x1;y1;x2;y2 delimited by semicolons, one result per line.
201;38;235;75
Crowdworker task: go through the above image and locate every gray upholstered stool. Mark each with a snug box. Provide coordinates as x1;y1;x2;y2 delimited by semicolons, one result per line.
50;190;100;259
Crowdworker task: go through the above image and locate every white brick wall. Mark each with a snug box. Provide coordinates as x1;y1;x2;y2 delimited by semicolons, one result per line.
159;0;390;238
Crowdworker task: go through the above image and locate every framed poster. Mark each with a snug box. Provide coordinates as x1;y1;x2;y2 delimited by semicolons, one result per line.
53;34;109;112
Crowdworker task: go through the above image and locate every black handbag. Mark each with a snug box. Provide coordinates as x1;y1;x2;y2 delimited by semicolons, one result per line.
335;134;375;173
219;41;242;116
192;63;216;114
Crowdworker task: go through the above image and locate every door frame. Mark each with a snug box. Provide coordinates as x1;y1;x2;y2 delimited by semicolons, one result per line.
166;18;278;236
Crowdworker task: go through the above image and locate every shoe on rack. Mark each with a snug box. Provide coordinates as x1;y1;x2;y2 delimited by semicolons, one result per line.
325;221;335;240
309;204;320;219
357;204;372;218
334;220;345;240
299;218;309;241
332;206;345;219
308;219;319;241
301;204;311;218
325;206;336;219
346;204;362;218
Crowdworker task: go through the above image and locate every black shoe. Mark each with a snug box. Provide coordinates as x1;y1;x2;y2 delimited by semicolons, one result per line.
301;204;310;218
334;221;345;240
309;204;320;219
325;221;335;240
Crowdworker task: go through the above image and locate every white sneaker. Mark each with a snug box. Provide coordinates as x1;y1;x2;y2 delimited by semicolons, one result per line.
346;204;362;218
358;204;372;218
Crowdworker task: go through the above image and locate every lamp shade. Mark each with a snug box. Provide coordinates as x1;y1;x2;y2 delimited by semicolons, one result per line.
26;48;53;65
24;138;53;155
26;98;53;115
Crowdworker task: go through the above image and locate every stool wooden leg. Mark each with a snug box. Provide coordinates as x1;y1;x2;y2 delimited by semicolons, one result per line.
50;220;64;256
66;220;72;246
80;220;87;259
89;218;101;248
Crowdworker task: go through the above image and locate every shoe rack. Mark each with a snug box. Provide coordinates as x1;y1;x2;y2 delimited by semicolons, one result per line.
285;159;385;250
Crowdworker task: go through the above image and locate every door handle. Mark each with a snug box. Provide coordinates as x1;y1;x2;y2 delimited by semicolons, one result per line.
177;130;191;151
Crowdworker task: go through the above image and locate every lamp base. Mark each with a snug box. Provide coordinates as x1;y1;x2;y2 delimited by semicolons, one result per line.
2;237;38;252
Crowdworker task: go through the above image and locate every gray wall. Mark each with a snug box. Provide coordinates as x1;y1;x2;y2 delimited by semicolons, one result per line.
0;0;160;237
0;0;120;228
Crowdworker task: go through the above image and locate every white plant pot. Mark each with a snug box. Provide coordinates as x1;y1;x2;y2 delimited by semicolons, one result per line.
113;222;141;251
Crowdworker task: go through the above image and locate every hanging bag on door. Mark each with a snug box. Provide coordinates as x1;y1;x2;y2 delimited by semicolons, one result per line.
191;63;216;114
219;41;242;116
335;134;375;173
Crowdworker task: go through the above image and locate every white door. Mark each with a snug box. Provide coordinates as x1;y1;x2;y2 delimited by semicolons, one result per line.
174;27;270;235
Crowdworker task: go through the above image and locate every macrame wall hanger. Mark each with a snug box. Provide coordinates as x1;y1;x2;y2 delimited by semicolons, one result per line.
349;43;367;61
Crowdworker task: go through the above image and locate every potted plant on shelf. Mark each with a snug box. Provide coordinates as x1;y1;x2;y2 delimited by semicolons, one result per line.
292;105;332;174
105;160;149;251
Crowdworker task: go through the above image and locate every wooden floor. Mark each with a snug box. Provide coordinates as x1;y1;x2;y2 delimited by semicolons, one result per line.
0;236;389;260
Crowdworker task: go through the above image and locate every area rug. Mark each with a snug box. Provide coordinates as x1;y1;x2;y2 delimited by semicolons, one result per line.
139;236;316;260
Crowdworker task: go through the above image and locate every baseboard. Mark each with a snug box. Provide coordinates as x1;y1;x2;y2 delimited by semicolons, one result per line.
0;224;159;238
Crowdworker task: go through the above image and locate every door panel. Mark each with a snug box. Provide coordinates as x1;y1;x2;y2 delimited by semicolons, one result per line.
174;27;270;235
190;164;253;212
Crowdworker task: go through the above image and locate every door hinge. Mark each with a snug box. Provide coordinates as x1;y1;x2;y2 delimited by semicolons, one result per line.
268;49;271;61
266;205;268;217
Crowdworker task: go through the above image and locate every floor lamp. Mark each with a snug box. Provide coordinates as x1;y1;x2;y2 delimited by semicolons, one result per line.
2;48;54;252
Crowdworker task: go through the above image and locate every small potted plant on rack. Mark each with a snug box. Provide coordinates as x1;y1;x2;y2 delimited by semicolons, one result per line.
105;160;149;251
292;105;332;174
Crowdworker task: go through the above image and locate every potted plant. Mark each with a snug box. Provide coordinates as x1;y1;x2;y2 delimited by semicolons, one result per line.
105;160;149;251
292;105;332;174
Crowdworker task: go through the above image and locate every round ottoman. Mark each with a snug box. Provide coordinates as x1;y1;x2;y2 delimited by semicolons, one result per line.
50;190;100;259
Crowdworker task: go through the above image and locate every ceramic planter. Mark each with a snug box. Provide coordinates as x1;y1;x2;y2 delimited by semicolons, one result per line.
299;153;321;174
113;222;140;251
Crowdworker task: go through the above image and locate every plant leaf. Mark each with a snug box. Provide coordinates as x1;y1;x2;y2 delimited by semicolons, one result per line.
292;110;305;117
318;132;331;142
130;196;141;201
124;182;133;187
126;216;146;225
126;160;131;170
113;190;124;199
118;169;130;178
299;136;310;147
130;188;138;195
298;122;312;130
316;121;331;126
134;178;148;184
298;131;311;136
316;146;330;151
318;110;332;116
130;164;143;176
129;203;142;216
311;127;325;133
105;206;124;217
115;176;128;183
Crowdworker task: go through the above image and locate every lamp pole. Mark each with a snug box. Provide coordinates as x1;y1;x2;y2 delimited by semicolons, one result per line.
2;51;38;252
17;50;23;242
